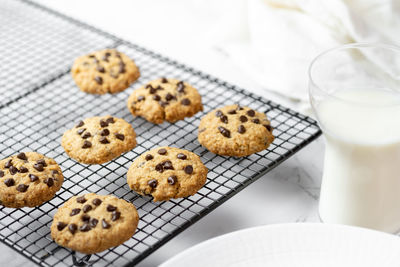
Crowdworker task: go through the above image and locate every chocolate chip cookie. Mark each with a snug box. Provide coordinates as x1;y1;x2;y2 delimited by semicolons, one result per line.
127;78;203;124
198;105;274;156
0;152;64;208
127;147;208;201
71;49;140;94
61;115;137;164
51;193;139;254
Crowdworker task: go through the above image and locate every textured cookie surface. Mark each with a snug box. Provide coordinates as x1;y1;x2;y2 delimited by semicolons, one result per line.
0;152;64;208
51;193;139;254
198;105;274;157
127;78;203;124
61;115;136;164
71;49;140;94
127;147;208;201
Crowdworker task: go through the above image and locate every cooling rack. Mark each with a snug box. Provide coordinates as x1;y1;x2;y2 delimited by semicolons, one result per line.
0;0;321;266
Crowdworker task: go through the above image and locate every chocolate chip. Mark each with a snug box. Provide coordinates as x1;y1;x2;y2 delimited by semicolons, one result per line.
158;148;167;155
57;222;67;231
44;177;54;187
215;110;223;117
177;81;185;93
83;204;92;213
111;211;121;221
184;165;193;174
33;164;44;172
80;223;91;232
227;109;236;115
137;95;145;101
177;153;187;160
37;159;47;167
156;85;164;91
155;163;164;173
220;115;228;124
76;196;87;203
4;160;12;168
102;219;111;229
114;133;125;141
92;198;102;206
16;184;28;192
239;115;248;122
17;153;27;161
106;205;117;212
88;55;95;58
106;117;115;124
82;132;91;139
9;166;18;175
148;179;158;188
119;62;126;73
161;77;168;83
149;87;157;94
94;76;103;85
89;218;98;228
146;84;153;89
238;125;246;134
102;52;111;61
159;101;168;107
70;208;81;216
252;118;260;124
81;214;90;222
77;128;86;135
0;171;3;177
99;136;110;144
100;129;110;136
153;94;161;101
69;224;77;234
4;178;14;187
82;140;92;149
100;120;108;127
145;154;153;161
76;121;84;127
264;125;272;132
247;110;255;117
218;126;231;138
167;175;177;185
162;160;174;170
181;98;191;106
96;65;105;73
52;170;59;175
19;166;28;173
29;174;38;182
165;93;174;101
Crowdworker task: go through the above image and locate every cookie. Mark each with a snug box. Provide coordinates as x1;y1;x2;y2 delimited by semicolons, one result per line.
0;152;64;208
71;49;140;94
127;78;203;124
51;193;139;254
61;115;137;164
198;105;274;157
127;147;208;201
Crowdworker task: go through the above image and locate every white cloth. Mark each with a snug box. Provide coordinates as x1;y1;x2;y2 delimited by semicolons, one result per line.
209;0;400;104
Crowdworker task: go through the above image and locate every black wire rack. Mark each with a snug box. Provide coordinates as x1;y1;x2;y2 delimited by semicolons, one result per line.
0;0;322;266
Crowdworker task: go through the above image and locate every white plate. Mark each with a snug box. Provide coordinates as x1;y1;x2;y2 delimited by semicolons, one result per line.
160;223;400;267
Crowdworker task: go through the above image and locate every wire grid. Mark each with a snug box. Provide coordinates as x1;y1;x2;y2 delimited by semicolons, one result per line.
0;0;322;266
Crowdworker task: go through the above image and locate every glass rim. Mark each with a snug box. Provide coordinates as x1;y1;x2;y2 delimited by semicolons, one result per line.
308;42;400;106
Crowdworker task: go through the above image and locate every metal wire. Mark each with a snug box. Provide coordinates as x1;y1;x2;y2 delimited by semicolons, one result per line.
0;0;321;266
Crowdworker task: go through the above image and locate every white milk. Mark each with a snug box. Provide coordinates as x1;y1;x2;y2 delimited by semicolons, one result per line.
317;88;400;233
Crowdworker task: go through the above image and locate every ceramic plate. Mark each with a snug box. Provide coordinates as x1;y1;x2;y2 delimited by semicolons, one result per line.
160;223;400;267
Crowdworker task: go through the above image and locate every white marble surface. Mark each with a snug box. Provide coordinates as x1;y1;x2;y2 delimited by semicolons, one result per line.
1;1;325;266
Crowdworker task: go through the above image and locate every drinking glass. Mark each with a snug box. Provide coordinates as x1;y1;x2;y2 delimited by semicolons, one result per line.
309;43;400;233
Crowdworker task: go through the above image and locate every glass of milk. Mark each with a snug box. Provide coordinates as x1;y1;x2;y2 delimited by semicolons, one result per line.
309;43;400;233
